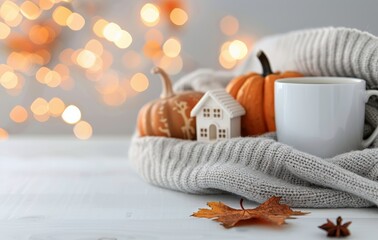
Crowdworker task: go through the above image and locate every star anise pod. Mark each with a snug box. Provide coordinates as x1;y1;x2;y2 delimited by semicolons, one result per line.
319;216;351;237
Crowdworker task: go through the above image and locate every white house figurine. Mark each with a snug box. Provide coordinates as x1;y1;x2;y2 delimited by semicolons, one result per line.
190;89;245;142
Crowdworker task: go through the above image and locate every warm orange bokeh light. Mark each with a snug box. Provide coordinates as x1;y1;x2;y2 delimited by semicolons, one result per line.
170;8;188;26
130;73;149;92
5;13;22;27
77;49;97;69
0;128;9;139
35;49;52;65
143;40;161;59
0;64;11;74
0;22;11;39
140;3;160;27
10;105;28;123
62;105;81;124
44;70;62;87
0;71;18;89
73;121;93;140
38;0;54;10
159;55;183;75
85;39;103;56
220;15;239;36
219;41;237;69
0;1;20;22
49;97;65;117
93;18;108;38
6;73;24;96
219;54;236;69
30;97;49;116
114;30;132;49
6;52;32;73
93;19;132;48
36;66;49;83
52;6;72;26
20;1;41;20
29;25;50;45
66;12;85;31
228;39;248;60
35;67;61;87
163;38;181;58
33;113;50;122
103;22;121;42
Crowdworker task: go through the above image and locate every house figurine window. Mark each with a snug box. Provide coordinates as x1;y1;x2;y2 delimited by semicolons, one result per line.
213;108;221;118
218;129;226;138
200;128;208;138
203;108;210;117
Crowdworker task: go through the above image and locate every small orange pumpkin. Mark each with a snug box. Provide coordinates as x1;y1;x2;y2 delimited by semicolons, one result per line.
137;67;204;140
226;51;303;136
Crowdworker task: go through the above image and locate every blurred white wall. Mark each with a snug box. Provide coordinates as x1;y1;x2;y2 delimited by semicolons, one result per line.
1;0;378;137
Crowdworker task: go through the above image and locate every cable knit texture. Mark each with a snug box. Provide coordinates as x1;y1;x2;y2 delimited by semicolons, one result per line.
129;27;378;208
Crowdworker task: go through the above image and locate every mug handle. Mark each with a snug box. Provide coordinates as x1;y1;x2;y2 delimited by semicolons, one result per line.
362;90;378;148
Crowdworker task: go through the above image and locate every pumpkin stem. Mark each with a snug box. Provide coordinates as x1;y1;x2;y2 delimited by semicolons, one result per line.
239;198;245;211
151;67;175;98
257;51;273;77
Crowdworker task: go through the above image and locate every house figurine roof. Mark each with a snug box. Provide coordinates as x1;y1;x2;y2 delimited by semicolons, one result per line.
190;89;245;118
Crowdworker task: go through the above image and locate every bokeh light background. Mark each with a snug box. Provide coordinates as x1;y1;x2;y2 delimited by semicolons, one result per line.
0;0;377;139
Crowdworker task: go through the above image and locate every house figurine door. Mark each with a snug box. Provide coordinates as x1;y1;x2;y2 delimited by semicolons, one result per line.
209;124;217;141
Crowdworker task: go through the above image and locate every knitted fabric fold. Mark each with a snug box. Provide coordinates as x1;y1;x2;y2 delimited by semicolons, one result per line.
129;136;378;207
129;27;378;208
236;27;378;89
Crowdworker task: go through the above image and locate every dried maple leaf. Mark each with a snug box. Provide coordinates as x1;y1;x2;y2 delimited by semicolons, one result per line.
319;216;351;237
191;196;308;228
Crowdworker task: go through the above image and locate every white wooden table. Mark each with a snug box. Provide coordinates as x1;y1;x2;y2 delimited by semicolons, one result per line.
0;137;377;239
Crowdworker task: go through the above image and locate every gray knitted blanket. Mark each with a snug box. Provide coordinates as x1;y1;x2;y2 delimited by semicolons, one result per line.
129;27;378;208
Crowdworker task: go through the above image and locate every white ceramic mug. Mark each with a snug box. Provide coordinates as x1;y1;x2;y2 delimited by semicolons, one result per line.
275;77;378;158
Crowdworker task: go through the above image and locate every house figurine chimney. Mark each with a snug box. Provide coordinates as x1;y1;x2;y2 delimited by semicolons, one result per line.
190;89;245;142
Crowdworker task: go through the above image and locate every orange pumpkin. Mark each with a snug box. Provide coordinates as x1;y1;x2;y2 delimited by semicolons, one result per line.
137;67;204;140
226;51;303;136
